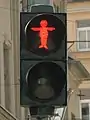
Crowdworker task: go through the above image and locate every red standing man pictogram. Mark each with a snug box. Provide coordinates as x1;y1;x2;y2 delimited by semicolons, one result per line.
31;20;55;49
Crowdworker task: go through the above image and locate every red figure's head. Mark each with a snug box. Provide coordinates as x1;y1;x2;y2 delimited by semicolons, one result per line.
40;20;48;27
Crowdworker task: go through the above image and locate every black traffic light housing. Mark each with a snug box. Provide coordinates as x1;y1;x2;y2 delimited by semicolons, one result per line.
20;12;67;107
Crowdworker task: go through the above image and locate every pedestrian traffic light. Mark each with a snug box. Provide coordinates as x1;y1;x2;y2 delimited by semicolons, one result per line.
20;12;67;107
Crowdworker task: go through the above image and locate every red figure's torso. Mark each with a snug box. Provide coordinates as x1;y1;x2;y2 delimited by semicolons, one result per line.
39;27;48;40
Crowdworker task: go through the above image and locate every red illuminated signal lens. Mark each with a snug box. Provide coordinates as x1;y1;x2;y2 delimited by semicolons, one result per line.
31;20;55;49
25;13;66;57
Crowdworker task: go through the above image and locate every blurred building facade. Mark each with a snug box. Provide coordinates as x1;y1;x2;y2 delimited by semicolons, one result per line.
67;0;90;120
0;0;26;119
53;0;90;119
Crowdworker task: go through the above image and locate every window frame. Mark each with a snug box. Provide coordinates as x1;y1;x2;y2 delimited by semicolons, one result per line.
80;99;90;120
77;27;90;51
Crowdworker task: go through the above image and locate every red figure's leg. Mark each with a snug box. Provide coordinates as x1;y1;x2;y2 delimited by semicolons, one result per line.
39;38;43;48
39;37;48;49
43;38;48;49
39;45;43;48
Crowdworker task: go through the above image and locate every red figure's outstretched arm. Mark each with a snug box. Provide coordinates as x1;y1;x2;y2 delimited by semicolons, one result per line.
47;27;55;31
31;27;40;31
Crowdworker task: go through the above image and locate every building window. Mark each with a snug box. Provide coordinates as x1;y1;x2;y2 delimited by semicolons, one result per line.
77;27;90;51
82;103;89;120
80;100;90;120
77;20;90;51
